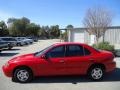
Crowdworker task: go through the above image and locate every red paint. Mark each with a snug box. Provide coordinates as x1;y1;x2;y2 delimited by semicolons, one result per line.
2;42;116;77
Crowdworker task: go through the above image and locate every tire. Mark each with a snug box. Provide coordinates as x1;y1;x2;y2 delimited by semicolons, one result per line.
12;67;33;83
87;66;104;81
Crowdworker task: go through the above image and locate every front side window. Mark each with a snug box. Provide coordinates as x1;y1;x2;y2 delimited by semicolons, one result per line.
46;45;65;58
66;45;84;57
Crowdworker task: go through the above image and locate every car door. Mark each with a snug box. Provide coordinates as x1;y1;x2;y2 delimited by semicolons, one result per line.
65;44;92;75
37;45;68;76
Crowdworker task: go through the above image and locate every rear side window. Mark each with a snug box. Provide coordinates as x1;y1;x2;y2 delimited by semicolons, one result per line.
66;45;84;57
84;47;91;55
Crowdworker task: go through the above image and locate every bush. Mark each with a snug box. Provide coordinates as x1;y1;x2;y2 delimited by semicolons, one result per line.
92;42;114;51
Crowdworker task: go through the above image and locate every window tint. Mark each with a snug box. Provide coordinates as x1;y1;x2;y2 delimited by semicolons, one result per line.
84;47;91;55
2;38;16;41
66;45;84;57
46;46;65;58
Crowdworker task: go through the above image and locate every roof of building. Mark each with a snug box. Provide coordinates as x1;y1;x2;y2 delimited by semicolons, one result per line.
64;26;120;31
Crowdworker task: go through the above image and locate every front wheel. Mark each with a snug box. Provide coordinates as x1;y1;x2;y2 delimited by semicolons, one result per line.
12;67;33;83
88;66;104;81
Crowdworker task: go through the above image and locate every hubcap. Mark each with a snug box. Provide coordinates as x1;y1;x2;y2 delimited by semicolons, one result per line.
91;68;103;79
17;70;29;82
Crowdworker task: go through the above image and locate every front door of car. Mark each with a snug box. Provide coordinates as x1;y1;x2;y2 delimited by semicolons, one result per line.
37;45;67;76
64;45;92;75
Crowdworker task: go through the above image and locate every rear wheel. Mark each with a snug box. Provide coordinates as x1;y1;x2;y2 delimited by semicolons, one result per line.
12;67;33;83
88;66;104;81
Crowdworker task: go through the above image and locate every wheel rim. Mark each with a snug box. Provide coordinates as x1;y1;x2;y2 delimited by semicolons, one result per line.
17;70;29;82
91;68;103;80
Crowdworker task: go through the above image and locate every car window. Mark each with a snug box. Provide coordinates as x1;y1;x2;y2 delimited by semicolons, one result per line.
84;47;91;55
34;45;53;56
2;38;16;41
46;45;65;58
66;45;84;57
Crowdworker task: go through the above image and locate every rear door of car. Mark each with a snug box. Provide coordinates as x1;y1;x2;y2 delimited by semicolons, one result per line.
65;44;92;75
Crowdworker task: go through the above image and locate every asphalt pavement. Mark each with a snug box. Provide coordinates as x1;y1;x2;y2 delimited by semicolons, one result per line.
0;39;120;90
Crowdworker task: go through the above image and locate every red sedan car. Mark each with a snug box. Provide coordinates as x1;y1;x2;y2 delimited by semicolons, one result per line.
2;42;116;83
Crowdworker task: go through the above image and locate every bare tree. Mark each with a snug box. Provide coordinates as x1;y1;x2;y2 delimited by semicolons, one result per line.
83;7;112;44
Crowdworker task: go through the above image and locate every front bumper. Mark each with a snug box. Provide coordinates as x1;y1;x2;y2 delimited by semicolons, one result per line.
2;65;12;77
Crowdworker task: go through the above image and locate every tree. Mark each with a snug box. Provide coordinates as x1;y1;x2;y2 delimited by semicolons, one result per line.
7;18;17;23
21;17;30;24
64;25;74;41
39;26;48;38
66;25;74;29
26;23;40;36
83;7;112;44
8;17;30;36
0;21;9;36
9;19;21;36
49;25;60;38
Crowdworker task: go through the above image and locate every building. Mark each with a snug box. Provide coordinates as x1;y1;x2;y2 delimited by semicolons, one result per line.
68;26;120;48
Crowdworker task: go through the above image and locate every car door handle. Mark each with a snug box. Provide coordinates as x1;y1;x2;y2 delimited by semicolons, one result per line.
59;60;65;63
89;59;94;61
89;59;94;60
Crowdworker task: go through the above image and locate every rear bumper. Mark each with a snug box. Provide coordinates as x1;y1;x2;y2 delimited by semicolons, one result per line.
106;61;116;72
2;65;12;77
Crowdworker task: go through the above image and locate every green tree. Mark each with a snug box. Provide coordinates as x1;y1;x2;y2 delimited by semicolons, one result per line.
39;26;48;38
8;17;30;36
26;23;40;36
66;25;74;29
7;18;17;23
49;25;60;38
0;21;9;36
63;25;74;41
9;19;21;36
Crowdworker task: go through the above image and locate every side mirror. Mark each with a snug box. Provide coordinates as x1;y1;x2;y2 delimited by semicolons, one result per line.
41;55;48;59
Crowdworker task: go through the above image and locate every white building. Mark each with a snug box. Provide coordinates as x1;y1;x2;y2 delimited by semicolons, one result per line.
68;26;120;48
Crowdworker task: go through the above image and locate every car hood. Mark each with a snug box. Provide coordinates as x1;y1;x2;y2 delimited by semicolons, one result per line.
8;53;37;63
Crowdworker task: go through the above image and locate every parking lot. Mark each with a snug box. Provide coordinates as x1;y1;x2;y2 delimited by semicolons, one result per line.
0;39;120;90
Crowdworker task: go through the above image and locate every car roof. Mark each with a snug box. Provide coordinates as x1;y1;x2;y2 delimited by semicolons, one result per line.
53;42;86;46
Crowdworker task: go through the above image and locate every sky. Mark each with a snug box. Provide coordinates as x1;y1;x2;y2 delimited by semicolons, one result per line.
0;0;120;28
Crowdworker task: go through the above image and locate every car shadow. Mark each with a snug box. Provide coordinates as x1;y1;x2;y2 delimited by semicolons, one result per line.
30;68;120;84
0;53;19;57
3;48;20;51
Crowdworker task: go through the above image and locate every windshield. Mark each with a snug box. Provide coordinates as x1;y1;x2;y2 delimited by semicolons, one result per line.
34;45;53;56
